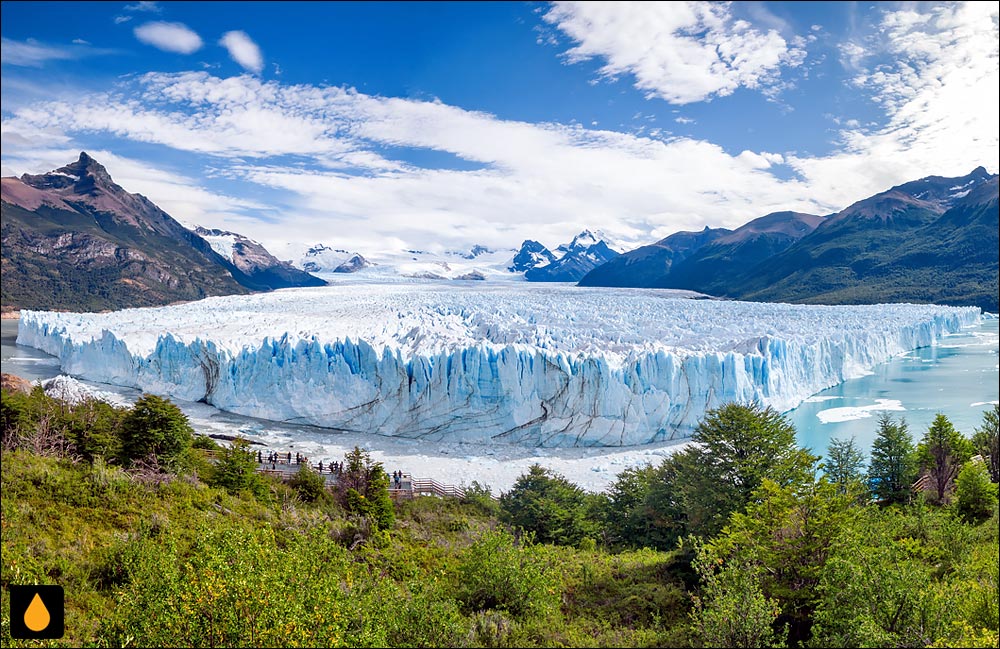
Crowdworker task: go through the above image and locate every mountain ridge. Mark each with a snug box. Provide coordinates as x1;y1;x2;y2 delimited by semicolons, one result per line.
1;152;324;313
580;168;999;311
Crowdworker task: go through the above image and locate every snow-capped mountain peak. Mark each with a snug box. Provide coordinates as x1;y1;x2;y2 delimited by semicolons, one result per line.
568;229;600;250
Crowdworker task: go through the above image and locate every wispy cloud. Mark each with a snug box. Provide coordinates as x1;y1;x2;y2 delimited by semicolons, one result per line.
1;146;271;230
124;1;161;12
1;37;111;67
789;1;999;198
134;21;203;54
219;31;263;74
114;15;132;25
542;1;807;104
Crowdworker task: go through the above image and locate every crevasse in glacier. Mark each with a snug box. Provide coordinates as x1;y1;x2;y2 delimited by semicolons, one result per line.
16;283;982;446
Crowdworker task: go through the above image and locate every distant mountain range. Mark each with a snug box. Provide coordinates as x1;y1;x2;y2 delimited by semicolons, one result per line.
281;230;621;283
515;230;621;282
581;168;999;312
295;244;374;274
1;152;323;313
6;154;991;314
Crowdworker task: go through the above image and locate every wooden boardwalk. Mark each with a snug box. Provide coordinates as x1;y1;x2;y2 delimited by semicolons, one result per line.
200;449;467;499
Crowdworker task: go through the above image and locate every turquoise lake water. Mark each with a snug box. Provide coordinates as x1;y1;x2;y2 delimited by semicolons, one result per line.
787;318;998;457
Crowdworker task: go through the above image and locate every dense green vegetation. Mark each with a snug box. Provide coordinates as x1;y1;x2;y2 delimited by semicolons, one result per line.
2;387;997;647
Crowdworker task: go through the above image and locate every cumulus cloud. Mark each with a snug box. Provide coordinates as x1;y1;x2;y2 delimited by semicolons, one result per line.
219;31;263;74
134;21;203;54
542;1;807;104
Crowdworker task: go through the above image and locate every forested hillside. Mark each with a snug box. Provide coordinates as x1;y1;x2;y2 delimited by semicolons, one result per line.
2;385;997;648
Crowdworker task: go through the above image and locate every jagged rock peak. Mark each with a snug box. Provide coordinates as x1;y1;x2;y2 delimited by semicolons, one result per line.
20;151;118;194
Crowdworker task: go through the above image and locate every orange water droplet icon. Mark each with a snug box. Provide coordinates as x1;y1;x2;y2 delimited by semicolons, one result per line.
24;592;51;632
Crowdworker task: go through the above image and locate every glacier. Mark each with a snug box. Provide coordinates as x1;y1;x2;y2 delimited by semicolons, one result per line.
17;282;981;447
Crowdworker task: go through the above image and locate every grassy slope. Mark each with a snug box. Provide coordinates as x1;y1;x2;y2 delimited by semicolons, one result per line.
0;450;690;648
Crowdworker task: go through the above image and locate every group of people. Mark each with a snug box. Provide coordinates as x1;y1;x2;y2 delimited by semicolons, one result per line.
258;450;306;465
251;449;398;481
318;461;344;475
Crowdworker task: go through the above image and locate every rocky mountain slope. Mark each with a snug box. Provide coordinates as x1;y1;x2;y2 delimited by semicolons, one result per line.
1;153;323;313
581;168;998;311
193;227;325;290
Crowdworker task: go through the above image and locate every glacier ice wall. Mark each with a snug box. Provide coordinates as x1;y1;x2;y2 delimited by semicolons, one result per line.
17;283;981;446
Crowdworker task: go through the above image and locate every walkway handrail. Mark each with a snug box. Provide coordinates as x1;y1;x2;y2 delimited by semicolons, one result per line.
411;478;466;499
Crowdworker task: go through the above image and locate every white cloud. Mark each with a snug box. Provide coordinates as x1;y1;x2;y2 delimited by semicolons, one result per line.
3;2;997;256
114;15;132;24
134;21;203;54
0;71;835;252
1;146;270;229
542;1;807;104
1;38;79;67
72;38;90;45
788;1;999;202
219;31;263;74
124;1;161;12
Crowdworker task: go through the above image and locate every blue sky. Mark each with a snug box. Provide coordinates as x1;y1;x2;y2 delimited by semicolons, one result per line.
2;1;997;255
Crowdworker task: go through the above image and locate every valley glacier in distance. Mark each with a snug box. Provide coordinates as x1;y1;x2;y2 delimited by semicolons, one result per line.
17;279;982;447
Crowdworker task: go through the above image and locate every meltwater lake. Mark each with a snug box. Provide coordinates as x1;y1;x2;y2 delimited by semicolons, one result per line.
787;317;998;455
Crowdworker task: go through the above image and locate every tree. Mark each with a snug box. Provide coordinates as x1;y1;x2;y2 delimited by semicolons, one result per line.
954;460;998;523
705;478;855;646
499;464;596;546
867;414;917;505
918;413;972;503
824;436;866;495
673;402;816;538
691;542;786;648
120;394;193;469
971;404;999;483
211;438;264;496
334;446;394;530
288;463;327;502
602;463;661;550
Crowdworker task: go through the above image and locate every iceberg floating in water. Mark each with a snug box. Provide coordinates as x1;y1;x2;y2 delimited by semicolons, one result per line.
17;283;981;447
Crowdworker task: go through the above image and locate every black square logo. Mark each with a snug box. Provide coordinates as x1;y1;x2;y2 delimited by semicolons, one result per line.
9;585;65;639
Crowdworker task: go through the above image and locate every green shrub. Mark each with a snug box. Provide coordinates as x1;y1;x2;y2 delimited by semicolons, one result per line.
955;460;999;523
120;394;193;469
288;463;327;502
210;438;267;499
455;527;558;620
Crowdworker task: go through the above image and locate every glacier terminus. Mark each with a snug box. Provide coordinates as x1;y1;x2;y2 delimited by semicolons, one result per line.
17;282;982;447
